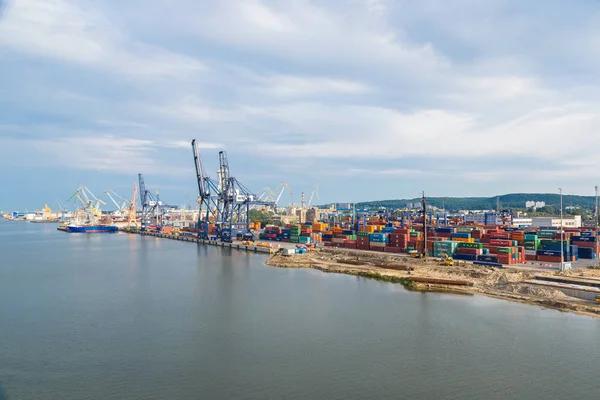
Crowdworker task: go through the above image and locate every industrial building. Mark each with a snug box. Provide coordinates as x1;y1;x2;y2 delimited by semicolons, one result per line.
531;216;582;228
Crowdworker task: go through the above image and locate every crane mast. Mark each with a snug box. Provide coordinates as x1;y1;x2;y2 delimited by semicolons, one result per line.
191;140;275;242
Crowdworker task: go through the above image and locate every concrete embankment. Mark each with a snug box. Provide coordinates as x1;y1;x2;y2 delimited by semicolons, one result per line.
129;230;276;254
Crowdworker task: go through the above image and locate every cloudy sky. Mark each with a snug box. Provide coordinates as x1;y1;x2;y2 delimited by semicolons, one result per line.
1;0;600;211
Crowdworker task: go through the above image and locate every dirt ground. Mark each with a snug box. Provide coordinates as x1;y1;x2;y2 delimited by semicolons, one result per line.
266;248;600;318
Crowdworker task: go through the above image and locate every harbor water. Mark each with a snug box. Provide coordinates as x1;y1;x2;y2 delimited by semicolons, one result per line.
1;219;600;400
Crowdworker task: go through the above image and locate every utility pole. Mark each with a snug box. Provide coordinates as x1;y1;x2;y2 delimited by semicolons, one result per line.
422;191;427;259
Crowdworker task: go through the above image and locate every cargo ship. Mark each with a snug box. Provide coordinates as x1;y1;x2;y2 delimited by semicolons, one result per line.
65;224;118;233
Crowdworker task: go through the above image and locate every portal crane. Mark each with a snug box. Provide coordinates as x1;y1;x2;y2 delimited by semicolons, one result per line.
307;184;319;208
138;174;178;230
190;141;275;242
192;139;222;239
127;183;138;229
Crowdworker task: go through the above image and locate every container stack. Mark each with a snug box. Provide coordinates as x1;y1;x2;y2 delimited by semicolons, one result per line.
369;233;388;252
572;233;598;259
289;225;301;244
357;232;370;250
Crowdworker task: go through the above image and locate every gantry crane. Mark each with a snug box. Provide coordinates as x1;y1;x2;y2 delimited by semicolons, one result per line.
192;139;221;239
138;173;178;230
191;140;275;242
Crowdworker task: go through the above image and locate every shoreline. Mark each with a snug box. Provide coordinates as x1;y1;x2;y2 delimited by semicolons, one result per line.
266;248;600;319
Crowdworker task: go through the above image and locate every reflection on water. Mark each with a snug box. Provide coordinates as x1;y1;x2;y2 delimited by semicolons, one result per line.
1;220;600;400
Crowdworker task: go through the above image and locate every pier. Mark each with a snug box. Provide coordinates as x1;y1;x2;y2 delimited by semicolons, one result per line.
133;231;280;254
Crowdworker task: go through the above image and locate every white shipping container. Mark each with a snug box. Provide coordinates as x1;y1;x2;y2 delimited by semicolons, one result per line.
525;250;537;256
370;242;387;247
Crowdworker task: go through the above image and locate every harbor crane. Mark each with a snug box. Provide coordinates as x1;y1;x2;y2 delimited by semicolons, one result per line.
216;150;277;242
307;184;319;208
138;174;179;230
191;139;276;242
105;189;130;216
127;183;138;229
68;186;105;217
192;139;222;239
257;181;293;208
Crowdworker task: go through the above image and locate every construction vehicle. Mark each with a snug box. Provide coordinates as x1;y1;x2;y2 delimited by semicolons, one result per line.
409;250;424;259
241;240;254;246
441;256;455;266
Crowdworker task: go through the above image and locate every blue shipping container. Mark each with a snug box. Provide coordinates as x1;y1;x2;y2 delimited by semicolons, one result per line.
452;233;471;239
536;250;562;257
453;254;478;261
578;247;595;258
572;236;598;242
477;255;499;262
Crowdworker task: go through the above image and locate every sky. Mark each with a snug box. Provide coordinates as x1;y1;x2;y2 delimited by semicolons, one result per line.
2;0;600;211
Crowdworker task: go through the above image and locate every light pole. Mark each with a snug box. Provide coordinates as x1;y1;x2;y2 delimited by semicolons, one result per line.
559;188;564;270
558;188;570;271
594;185;598;266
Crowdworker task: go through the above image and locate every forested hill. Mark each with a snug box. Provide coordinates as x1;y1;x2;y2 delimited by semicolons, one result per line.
355;193;598;211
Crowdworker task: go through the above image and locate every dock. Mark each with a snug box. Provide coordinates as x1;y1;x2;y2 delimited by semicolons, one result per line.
133;231;285;254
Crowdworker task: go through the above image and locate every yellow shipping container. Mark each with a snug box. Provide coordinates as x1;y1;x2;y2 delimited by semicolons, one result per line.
452;237;474;243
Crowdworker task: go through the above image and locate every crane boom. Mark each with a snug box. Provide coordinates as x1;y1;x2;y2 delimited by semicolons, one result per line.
192;140;209;201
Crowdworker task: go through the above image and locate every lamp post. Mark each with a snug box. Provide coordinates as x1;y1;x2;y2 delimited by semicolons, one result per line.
558;188;571;271
559;188;564;270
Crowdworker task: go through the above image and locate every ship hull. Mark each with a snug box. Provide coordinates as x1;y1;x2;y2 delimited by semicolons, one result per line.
65;225;118;233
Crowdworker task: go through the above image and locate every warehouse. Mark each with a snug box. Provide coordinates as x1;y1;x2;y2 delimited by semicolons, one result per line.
531;216;582;228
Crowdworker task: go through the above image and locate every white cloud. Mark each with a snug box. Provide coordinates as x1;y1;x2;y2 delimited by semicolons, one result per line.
3;0;600;204
0;0;203;77
162;140;222;149
264;75;371;97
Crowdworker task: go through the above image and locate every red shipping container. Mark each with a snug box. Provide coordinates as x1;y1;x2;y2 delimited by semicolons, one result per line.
471;230;483;239
525;254;537;261
456;248;482;255
490;239;512;246
497;255;512;265
537;255;562;263
384;247;403;253
344;243;357;249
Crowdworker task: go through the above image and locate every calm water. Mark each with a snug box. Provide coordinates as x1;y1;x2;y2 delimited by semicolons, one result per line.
1;220;599;400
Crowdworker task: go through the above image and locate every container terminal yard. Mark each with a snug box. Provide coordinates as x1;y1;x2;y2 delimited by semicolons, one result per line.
4;139;600;316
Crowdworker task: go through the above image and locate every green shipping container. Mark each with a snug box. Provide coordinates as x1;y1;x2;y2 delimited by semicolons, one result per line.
357;232;370;237
540;239;568;246
299;236;311;244
524;234;538;241
458;242;483;249
497;247;512;254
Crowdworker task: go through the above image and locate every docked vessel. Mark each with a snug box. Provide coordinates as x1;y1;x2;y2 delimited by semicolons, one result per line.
58;186;118;234
65;225;118;233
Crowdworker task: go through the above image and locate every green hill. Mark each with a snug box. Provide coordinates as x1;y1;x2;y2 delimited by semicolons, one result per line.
355;193;597;211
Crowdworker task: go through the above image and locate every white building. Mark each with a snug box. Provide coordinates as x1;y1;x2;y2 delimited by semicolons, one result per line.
531;216;582;228
512;218;533;227
525;201;546;209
